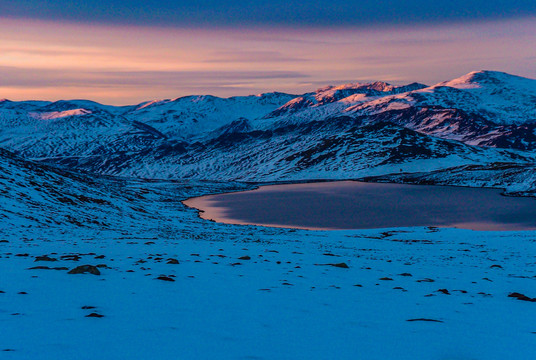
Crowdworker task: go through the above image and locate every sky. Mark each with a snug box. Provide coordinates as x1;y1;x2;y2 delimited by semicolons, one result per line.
0;1;535;104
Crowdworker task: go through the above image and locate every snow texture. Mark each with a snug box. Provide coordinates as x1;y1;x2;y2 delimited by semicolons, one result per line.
1;71;536;359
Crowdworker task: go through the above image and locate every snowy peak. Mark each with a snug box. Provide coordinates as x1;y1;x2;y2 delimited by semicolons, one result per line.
267;81;427;117
423;70;536;125
314;81;426;104
437;70;536;90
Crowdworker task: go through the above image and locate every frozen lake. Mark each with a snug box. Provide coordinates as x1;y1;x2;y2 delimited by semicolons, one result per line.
183;181;536;231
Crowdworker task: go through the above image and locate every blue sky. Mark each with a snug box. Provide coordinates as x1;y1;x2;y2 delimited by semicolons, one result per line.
3;0;536;27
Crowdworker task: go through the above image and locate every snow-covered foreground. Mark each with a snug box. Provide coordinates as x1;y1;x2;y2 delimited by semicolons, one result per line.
1;182;535;359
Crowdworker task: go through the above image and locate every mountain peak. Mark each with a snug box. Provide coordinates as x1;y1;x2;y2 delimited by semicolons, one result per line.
437;70;535;90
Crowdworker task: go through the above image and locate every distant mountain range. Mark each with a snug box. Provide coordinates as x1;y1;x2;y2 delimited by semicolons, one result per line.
1;70;535;195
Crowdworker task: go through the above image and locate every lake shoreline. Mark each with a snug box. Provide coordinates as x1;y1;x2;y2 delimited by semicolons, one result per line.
183;180;536;231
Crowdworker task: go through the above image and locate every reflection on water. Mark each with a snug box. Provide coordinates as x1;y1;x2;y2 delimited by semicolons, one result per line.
183;181;536;231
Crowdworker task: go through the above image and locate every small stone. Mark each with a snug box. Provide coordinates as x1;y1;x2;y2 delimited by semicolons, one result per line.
379;277;393;281
399;273;413;277
34;255;57;262
508;292;536;302
61;255;81;261
28;266;68;271
406;318;443;323
155;275;175;282
68;265;101;275
85;312;104;318
437;289;450;295
167;258;179;264
81;306;96;309
329;263;349;269
238;256;251;260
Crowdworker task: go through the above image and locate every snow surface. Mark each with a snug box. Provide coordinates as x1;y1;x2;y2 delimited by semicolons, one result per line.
1;169;535;359
1;71;536;359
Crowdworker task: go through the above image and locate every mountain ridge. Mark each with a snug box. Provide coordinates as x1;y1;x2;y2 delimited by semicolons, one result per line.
1;70;535;194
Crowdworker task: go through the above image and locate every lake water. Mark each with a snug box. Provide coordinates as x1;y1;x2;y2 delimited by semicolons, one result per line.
183;181;536;231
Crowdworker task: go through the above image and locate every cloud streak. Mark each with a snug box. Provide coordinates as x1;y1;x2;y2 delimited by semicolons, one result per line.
0;17;535;104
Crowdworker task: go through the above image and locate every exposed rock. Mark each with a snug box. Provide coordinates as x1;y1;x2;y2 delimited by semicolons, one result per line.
379;277;393;281
67;265;101;275
238;255;251;260
85;312;104;318
406;318;443;323
34;255;57;262
508;292;536;302
61;255;81;261
166;258;179;264
437;289;450;295
315;262;349;268
155;275;175;282
28;266;68;271
329;263;349;268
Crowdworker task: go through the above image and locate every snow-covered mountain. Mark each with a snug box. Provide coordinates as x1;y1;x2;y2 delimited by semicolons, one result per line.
1;70;535;192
